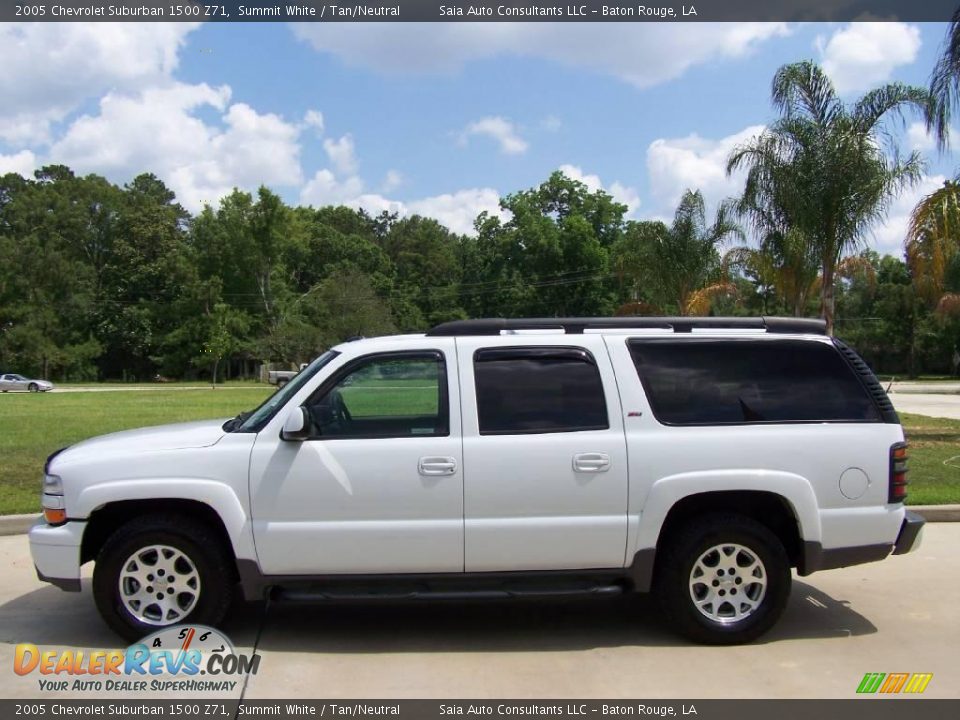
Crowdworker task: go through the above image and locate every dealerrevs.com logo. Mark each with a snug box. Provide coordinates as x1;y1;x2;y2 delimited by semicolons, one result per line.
14;625;259;693
856;672;934;694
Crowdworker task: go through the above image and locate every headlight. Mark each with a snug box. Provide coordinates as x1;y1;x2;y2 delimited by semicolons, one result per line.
42;474;63;495
41;474;66;524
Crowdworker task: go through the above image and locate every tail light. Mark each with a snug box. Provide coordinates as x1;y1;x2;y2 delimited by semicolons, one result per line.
889;442;909;503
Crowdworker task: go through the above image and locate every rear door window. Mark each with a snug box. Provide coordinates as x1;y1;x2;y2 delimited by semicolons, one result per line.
629;339;880;425
474;347;608;435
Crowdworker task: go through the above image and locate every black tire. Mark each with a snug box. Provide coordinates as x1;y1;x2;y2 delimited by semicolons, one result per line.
28;383;38;392
276;378;288;389
93;514;236;642
653;513;791;645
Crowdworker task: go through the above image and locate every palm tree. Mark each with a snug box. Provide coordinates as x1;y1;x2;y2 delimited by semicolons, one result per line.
725;229;819;316
915;16;960;316
728;61;929;334
614;189;743;316
928;7;960;147
906;178;960;313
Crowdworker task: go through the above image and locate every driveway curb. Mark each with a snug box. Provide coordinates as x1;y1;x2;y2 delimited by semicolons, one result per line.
0;505;958;537
0;514;39;536
910;504;960;522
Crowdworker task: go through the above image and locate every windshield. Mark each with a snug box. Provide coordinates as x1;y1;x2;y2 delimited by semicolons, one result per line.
233;350;340;433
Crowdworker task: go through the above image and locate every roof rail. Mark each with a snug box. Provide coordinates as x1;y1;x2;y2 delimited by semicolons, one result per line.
425;316;827;337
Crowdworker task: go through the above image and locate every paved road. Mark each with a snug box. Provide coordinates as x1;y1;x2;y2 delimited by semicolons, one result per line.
48;385;268;393
0;526;957;700
891;393;960;420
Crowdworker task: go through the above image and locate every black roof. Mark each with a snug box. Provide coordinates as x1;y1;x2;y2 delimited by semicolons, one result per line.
425;316;827;337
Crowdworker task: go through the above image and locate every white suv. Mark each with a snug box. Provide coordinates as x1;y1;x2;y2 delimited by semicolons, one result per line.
29;317;925;644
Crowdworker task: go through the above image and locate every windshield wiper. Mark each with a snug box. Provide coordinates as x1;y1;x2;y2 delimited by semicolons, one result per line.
222;411;251;433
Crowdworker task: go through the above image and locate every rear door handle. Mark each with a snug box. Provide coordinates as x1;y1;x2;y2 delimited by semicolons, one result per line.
573;452;611;473
419;456;458;476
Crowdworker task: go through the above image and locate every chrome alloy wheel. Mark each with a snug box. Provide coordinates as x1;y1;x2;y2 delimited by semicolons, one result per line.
118;544;201;626
689;543;767;624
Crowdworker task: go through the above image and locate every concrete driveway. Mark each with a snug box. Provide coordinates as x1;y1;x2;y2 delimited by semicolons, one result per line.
892;393;960;420
0;526;956;700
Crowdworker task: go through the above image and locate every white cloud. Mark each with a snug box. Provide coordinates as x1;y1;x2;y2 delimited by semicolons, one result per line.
907;121;936;152
303;109;325;135
0;150;37;177
817;22;921;95
646;125;765;218
542;115;562;132
323;134;358;175
300;167;502;236
870;174;946;256
905;121;959;153
407;189;504;235
382;169;403;192
49;83;304;211
292;22;789;89
557;164;640;217
300;169;365;207
0;23;199;144
460;116;528;155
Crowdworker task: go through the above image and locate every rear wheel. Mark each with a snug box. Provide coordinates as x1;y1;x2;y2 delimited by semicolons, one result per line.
93;514;236;641
276;378;288;389
654;513;790;644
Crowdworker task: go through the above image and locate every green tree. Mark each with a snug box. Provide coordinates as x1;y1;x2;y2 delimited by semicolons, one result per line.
464;171;625;318
728;61;929;334
197;302;249;387
725;229;819;317
928;6;960;147
613;190;742;316
906;178;960;312
381;215;465;326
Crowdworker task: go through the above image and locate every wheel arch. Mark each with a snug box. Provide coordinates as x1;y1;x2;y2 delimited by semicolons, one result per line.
80;497;242;570
629;474;820;591
656;490;804;566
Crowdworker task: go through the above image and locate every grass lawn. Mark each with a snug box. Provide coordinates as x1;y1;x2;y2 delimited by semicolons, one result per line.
899;413;960;505
340;378;438;416
1;390;957;515
0;388;271;515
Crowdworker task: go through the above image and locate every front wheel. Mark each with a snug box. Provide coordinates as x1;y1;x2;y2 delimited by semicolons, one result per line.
653;513;791;645
93;514;236;641
28;383;38;392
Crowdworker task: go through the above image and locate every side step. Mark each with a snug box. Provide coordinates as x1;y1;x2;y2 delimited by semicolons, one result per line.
274;582;626;604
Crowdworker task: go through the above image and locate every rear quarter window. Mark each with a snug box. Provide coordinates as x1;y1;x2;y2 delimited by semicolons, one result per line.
629;338;880;425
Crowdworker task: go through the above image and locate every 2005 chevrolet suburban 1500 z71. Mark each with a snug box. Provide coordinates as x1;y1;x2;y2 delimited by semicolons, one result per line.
29;316;925;644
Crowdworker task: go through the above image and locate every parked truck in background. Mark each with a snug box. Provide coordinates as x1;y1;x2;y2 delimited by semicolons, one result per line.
267;363;308;388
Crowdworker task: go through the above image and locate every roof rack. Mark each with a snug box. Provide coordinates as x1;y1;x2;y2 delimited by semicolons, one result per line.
425;316;827;337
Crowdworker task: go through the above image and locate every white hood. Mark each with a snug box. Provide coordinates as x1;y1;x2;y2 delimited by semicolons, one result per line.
50;419;229;469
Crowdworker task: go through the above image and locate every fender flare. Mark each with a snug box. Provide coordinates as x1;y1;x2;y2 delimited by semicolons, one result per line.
628;470;821;591
76;479;257;562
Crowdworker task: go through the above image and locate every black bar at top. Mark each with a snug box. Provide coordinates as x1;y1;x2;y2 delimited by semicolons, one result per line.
0;0;957;23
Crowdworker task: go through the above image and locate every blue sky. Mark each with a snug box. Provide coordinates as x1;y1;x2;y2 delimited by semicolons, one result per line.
0;21;957;255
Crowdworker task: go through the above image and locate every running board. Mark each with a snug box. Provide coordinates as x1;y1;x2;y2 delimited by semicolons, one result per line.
274;583;626;603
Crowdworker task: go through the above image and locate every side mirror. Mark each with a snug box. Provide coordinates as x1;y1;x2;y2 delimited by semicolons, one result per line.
281;407;310;442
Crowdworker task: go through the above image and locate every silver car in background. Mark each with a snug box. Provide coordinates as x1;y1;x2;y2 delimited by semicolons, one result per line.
0;374;54;392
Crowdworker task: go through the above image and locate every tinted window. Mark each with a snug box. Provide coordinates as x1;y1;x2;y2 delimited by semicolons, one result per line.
305;353;448;439
629;339;879;425
474;347;608;435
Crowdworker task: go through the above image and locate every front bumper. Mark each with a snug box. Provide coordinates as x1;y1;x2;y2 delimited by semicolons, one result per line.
892;510;925;555
29;520;85;592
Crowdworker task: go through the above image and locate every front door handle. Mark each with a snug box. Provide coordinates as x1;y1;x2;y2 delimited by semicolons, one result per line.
573;452;611;473
419;456;458;476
